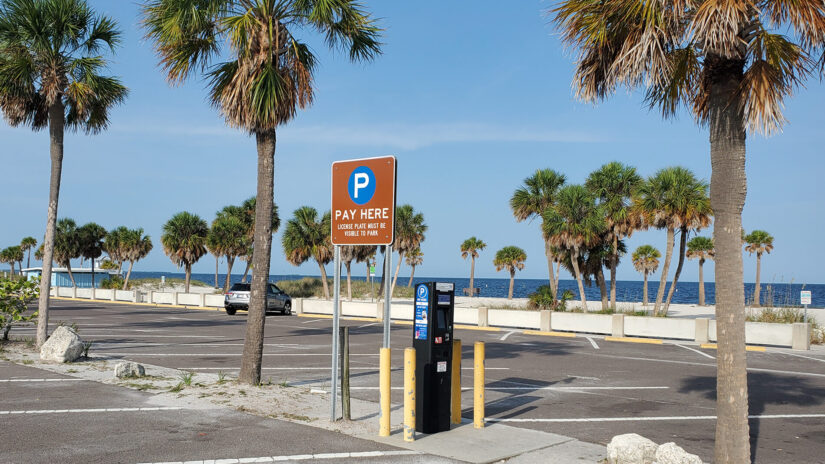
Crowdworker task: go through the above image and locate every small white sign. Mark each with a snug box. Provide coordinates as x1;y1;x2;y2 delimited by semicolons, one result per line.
436;282;454;292
437;361;447;373
801;291;812;305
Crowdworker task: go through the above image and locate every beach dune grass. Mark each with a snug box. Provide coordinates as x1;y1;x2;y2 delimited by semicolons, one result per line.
276;277;413;299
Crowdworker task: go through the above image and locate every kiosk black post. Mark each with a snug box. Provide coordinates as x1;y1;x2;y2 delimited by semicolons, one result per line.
412;282;455;434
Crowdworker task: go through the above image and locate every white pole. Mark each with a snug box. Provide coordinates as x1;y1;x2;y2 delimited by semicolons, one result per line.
331;245;341;421
383;245;392;348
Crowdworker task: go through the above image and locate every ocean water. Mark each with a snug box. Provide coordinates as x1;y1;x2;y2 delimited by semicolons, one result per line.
129;271;824;308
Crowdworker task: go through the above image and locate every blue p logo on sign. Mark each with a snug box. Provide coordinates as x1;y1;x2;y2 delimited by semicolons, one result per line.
348;166;376;205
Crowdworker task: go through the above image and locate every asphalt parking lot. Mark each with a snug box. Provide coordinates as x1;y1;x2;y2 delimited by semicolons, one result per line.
6;299;825;463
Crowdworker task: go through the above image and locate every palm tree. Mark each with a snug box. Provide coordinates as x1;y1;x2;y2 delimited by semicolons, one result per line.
460;237;486;297
355;245;377;292
632;245;661;307
206;229;222;289
744;230;774;307
20;237;36;269
143;0;380;387
340;246;358;301
218;197;280;284
161;212;208;293
493;246;527;300
282;207;333;299
405;247;423;287
390;205;427;297
1;247;22;276
551;2;825;458
210;214;250;292
0;248;12;276
686;237;715;306
0;0;128;347
586;162;642;308
53;218;80;287
104;227;128;274
77;223;106;288
636;168;711;316
119;228;152;290
543;185;605;311
510;169;566;296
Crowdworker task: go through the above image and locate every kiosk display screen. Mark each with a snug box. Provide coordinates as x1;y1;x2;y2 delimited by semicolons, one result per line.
437;294;450;305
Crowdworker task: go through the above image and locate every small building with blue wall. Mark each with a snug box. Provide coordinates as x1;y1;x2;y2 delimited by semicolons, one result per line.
23;267;120;289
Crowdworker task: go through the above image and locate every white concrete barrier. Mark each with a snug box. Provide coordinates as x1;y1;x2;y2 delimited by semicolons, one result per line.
488;309;540;329
57;287;73;297
454;307;477;325
115;290;133;301
551;312;613;335
152;292;174;305
624;316;695;341
745;321;794;347
76;288;93;299
94;289;114;300
205;294;224;307
177;293;202;306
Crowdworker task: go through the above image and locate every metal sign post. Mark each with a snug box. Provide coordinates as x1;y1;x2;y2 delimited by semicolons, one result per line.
330;156;397;422
801;290;811;324
384;245;392;349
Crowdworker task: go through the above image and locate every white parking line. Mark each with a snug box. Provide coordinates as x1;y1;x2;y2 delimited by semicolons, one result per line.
673;343;715;359
0;379;84;383
301;319;323;324
500;331;516;341
137;449;418;463
586;337;599;349
487;413;825;423
779;352;825;363
0;407;185;415
357;322;379;329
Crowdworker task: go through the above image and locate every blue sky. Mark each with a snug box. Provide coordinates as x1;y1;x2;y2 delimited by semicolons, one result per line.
1;1;823;285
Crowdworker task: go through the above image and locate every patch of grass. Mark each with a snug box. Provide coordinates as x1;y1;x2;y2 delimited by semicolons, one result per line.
66;368;78;373
179;371;194;386
217;371;227;384
56;321;79;332
281;412;312;422
24;337;34;348
123;382;155;391
747;308;822;345
276;277;414;299
238;389;246;396
128;277;210;290
168;382;184;393
82;341;93;358
256;377;273;387
279;380;290;387
22;359;33;365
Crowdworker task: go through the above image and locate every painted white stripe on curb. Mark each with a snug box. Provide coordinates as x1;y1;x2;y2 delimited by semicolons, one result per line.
673;343;715;359
137;450;418;464
487;413;825;423
0;407;185;415
0;379;84;383
500;331;516;341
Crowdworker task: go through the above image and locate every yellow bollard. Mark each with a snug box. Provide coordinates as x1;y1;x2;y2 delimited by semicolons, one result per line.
379;347;391;437
404;347;416;442
474;341;485;429
451;339;462;424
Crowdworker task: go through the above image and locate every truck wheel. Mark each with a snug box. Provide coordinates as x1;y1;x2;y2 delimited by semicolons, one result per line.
225;307;236;315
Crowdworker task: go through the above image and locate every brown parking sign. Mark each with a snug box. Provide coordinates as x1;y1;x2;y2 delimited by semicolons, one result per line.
331;156;396;245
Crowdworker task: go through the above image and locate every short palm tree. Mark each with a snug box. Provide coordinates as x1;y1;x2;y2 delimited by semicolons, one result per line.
206;230;222;289
121;228;152;290
53;218;80;287
460;237;486;297
20;237;36;269
551;0;824;458
161;212;208;293
405;247;423;287
282;207;332;299
510;169;566;296
636;167;711;316
210;214;250;292
586;162;642;308
543;185;605;311
355;245;377;289
218;197;280;283
0;248;12;276
632;245;661;307
104;227;128;274
744;230;774;307
142;0;380;387
1;246;23;275
340;246;358;301
494;246;527;300
687;237;715;306
77;222;107;287
0;0;128;347
390;205;427;297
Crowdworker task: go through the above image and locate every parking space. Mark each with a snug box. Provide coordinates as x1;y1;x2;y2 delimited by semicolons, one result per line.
9;299;825;463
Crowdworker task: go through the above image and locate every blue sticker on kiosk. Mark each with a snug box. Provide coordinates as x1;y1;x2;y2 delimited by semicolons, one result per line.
416;284;428;304
414;305;428;340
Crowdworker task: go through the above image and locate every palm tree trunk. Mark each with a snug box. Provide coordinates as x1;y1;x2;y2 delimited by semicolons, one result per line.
609;235;618;308
554;260;561;297
698;258;705;306
753;253;762;307
365;262;370;284
571;248;588;311
469;256;476;297
91;264;96;289
241;260;251;283
708;55;750;464
318;261;330;299
377;248;386;298
408;265;416;287
653;228;675;316
596;266;608;310
240;130;276;386
663;227;689;315
36;103;65;347
643;271;649;306
214;256;219;288
390;251;403;298
26;250;31;269
345;261;352;301
508;268;515;299
544;239;557;296
224;256;235;293
184;262;191;293
66;262;76;287
118;260;123;274
123;260;135;290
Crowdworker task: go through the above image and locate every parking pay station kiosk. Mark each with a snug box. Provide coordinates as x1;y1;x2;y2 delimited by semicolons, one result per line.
413;282;455;434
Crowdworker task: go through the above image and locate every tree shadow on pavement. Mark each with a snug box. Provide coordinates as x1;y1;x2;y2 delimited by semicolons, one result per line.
678;373;825;463
476;376;578;419
475;341;574;362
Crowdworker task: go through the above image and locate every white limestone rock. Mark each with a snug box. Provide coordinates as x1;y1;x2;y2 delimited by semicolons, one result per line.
39;326;84;363
607;433;658;464
114;362;145;378
655;442;704;464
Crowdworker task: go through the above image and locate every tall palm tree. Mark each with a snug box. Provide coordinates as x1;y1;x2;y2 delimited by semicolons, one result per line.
632;245;661;307
744;230;774;307
585;162;642;308
53;218;80;287
121;228;152;290
390;204;427;298
493;246;527;300
78;222;107;287
20;237;36;269
687;237;715;306
0;0;128;347
636;167;711;316
211;214;250;292
218;197;280;283
405;247;423;287
543;185;605;311
143;0;380;387
510;169;566;296
161;212;208;293
282;207;333;299
206;229;222;289
460;237;486;297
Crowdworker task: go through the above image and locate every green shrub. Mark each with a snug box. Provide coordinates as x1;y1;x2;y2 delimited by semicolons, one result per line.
276;277;414;299
1;277;39;340
527;286;572;311
100;276;125;289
